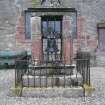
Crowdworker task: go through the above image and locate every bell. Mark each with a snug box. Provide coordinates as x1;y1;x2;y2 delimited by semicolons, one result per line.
45;39;59;53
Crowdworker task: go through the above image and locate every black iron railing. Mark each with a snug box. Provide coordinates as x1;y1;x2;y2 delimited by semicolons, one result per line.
14;61;89;97
75;51;90;86
15;51;90;97
76;59;90;85
15;60;77;88
15;60;90;87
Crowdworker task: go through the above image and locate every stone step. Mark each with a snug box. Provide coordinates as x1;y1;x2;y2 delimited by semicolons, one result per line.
22;87;84;97
22;75;82;87
27;64;76;76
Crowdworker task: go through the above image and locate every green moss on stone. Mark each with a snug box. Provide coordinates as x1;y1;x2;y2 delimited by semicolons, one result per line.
32;0;40;7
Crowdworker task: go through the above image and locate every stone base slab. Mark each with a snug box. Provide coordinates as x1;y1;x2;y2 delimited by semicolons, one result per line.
22;87;84;97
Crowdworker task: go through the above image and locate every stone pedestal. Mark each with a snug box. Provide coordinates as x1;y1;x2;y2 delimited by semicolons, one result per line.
31;16;42;62
62;16;73;64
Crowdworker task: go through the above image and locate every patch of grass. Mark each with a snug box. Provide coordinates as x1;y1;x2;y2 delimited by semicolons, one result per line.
32;0;40;7
83;84;95;96
11;85;22;96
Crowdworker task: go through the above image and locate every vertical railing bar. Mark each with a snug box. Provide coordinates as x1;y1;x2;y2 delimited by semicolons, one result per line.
34;66;35;88
64;64;65;88
81;59;85;97
88;58;90;86
85;59;87;85
20;61;22;88
21;61;23;88
80;59;84;86
70;68;72;87
51;67;53;88
23;60;26;88
57;67;59;88
87;59;89;84
27;61;30;88
52;71;54;88
85;59;87;84
17;61;19;86
76;66;78;87
40;67;41;88
86;59;88;85
46;65;48;88
83;58;87;97
15;60;17;88
83;59;85;84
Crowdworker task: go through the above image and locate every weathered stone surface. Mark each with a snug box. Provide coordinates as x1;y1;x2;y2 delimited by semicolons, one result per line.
1;0;105;49
0;0;32;50
1;0;105;64
22;75;83;87
22;87;83;97
96;51;105;66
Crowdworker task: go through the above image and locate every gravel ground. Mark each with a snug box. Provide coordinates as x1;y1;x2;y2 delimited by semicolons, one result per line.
0;67;105;105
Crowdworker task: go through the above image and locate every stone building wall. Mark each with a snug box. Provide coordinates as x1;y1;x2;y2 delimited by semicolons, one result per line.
0;0;32;51
1;0;105;62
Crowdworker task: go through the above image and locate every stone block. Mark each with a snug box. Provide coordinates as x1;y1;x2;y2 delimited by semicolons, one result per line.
22;74;83;87
22;87;84;97
22;75;57;87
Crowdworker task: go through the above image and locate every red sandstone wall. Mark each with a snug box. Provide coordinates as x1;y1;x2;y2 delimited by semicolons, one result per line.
15;15;98;63
73;16;97;54
15;15;32;52
62;16;73;64
31;38;42;62
63;37;73;64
